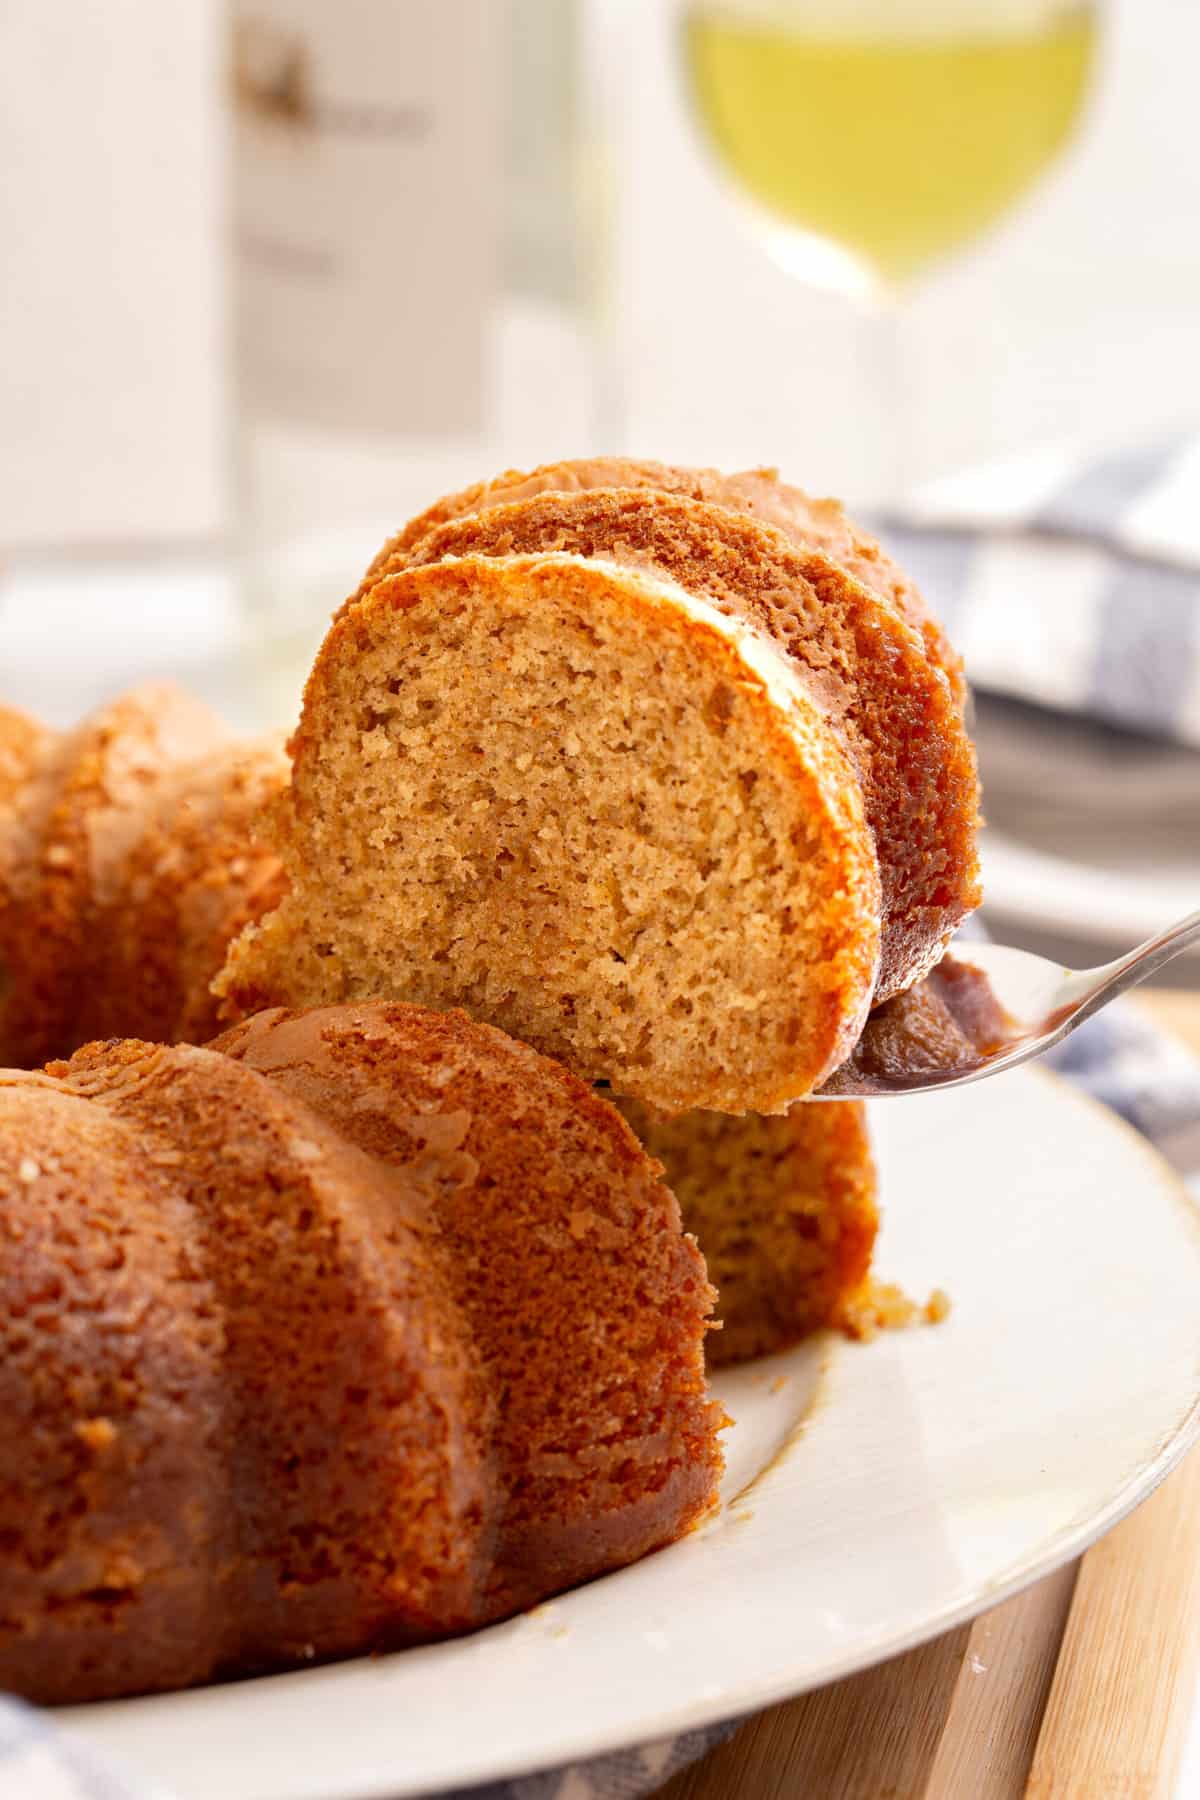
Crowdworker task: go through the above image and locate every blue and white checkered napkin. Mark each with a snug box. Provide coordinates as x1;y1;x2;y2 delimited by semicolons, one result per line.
6;435;1200;1800
881;432;1200;744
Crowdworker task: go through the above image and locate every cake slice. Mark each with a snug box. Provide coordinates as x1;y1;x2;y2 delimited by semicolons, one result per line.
375;486;980;1000
217;552;881;1114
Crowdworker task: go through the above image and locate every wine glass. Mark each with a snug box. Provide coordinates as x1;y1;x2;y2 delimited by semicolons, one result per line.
679;0;1098;492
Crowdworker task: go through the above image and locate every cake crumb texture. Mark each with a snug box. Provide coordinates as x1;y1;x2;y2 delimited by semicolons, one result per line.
617;1096;879;1364
218;552;883;1114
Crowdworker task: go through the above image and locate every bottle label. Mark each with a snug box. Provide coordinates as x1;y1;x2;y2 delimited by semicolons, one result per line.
232;0;495;436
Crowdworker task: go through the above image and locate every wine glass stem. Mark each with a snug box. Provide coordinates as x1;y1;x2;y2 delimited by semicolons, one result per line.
870;292;909;510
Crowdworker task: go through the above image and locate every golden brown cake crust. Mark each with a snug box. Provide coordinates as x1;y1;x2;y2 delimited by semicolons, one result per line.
360;454;965;705
0;1071;235;1703
0;1042;490;1703
0;1003;723;1703
376;488;980;1001
213;1001;723;1614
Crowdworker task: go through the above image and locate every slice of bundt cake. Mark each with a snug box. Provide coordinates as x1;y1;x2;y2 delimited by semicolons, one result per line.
378;487;979;1000
0;1003;722;1704
616;1097;879;1365
216;553;883;1114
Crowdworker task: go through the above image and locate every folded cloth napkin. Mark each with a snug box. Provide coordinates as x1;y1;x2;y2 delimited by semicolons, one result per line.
877;432;1200;746
5;1001;1198;1800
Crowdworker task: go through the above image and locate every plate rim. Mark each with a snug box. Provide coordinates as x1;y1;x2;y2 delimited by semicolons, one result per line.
60;1069;1200;1800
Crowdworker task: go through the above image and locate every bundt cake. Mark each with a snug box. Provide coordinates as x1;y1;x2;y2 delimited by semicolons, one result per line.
616;1096;879;1365
0;452;978;1710
0;688;287;1066
0;1002;722;1705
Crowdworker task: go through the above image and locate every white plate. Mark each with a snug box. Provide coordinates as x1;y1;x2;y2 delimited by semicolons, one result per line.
62;1071;1200;1800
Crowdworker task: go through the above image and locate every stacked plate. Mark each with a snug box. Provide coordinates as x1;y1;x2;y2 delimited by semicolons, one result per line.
974;695;1200;977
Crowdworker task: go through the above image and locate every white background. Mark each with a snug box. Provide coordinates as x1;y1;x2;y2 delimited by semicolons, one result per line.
1;0;1198;552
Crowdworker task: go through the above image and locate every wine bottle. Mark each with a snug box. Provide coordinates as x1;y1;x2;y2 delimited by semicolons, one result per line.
230;0;610;718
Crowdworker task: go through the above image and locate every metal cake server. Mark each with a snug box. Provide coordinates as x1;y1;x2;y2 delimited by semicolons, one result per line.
811;907;1200;1100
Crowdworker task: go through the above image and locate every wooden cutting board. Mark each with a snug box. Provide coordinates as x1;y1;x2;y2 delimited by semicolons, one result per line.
654;991;1200;1800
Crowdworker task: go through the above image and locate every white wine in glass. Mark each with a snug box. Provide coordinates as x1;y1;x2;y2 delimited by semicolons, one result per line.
682;0;1098;294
